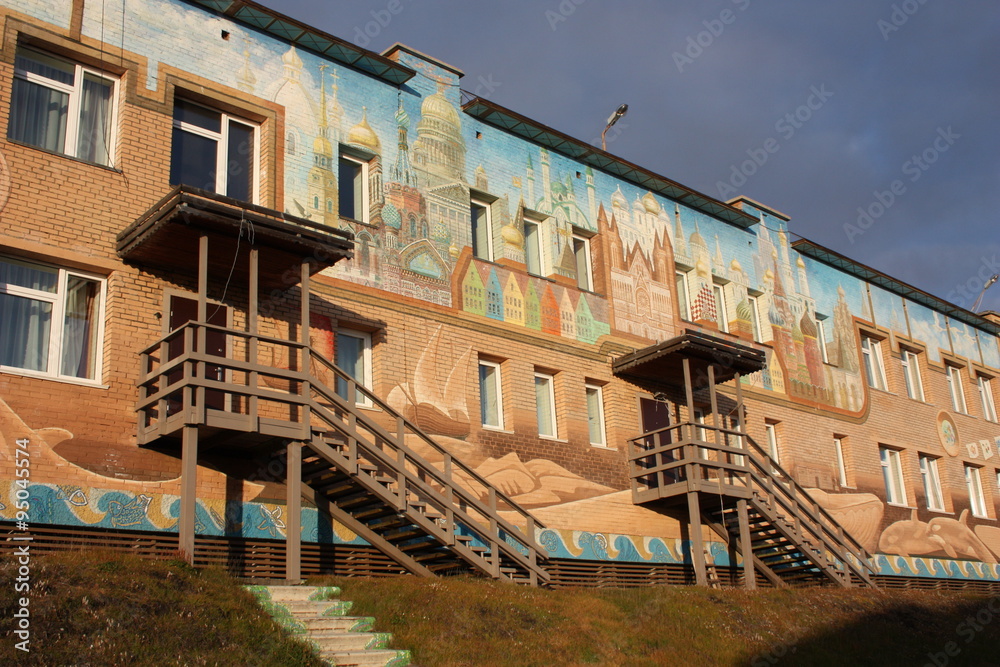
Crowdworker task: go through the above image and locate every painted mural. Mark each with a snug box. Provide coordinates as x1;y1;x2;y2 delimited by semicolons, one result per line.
5;0;1000;582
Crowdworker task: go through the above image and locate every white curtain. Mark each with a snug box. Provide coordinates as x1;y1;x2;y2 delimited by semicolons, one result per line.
78;75;113;165
60;276;99;378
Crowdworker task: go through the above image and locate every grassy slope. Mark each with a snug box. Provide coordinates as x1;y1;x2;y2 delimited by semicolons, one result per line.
0;550;324;666
3;551;999;667
315;575;1000;667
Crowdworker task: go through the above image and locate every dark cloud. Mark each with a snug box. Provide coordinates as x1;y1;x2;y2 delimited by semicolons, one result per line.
266;0;1000;310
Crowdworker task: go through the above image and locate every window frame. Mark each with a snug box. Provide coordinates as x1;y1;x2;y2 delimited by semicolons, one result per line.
879;446;907;506
747;294;762;342
900;348;925;402
585;382;607;447
338;151;371;223
334;328;373;407
675;270;691;321
0;255;107;385
919;454;945;512
815;316;830;364
571;230;594;292
947;364;968;414
965;464;988;518
470;197;495;261
170;97;260;203
478;359;504;430
978;375;998;423
9;45;119;166
764;421;780;472
861;335;887;391
834;436;849;488
534;371;558;439
712;282;728;333
523;212;546;277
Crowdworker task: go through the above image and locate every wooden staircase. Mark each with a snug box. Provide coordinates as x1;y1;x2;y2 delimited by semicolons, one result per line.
629;417;877;588
136;322;549;586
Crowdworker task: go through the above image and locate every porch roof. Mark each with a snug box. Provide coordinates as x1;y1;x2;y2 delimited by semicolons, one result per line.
612;329;766;389
116;186;354;293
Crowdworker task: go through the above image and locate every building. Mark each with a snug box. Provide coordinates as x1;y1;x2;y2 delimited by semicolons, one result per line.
2;0;1000;589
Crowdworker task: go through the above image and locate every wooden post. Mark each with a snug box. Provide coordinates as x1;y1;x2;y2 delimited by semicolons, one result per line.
179;425;199;565
196;234;208;418
682;357;695;440
248;248;259;425
688;490;707;587
300;261;311;434
286;441;302;582
737;499;756;590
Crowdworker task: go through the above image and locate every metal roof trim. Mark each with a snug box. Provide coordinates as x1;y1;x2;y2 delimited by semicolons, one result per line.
792;238;1000;336
182;0;415;85
462;97;759;230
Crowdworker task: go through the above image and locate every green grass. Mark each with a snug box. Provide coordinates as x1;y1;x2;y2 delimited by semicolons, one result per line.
312;575;1000;667
0;550;324;666
3;550;999;667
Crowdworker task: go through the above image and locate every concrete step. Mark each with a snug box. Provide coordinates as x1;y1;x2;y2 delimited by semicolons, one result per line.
301;616;376;633
311;631;392;652
319;648;412;667
246;585;410;667
284;599;355;617
248;584;341;602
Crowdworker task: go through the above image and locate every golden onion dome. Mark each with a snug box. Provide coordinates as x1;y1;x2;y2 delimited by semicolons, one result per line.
642;191;660;214
501;223;524;249
347;108;381;152
282;45;303;69
421;90;462;128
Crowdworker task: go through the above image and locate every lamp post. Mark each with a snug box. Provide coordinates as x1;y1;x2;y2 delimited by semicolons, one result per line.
972;274;999;313
601;103;629;151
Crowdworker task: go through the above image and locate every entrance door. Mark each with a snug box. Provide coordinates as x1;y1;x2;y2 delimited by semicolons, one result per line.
168;295;229;411
639;397;679;487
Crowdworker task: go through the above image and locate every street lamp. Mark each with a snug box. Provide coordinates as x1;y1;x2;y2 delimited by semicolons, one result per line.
601;103;629;151
972;274;999;313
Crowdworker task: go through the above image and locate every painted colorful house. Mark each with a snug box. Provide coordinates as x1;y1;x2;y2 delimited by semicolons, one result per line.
2;0;1000;590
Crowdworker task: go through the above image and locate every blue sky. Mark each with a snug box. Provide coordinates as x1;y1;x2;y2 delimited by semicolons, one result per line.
259;0;1000;312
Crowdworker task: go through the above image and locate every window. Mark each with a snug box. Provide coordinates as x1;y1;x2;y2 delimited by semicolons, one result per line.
919;455;945;511
9;46;116;166
764;421;780;471
900;349;924;402
471;199;494;261
966;464;988;518
478;360;503;429
334;329;372;406
947;364;968;414
861;335;887;391
676;271;691;321
585;383;606;447
815;316;830;364
979;375;997;422
572;232;593;291
879;446;907;506
834;436;849;488
170;99;257;202
747;295;762;342
0;256;105;382
338;153;369;222
712;283;728;333
523;217;543;275
534;372;557;438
